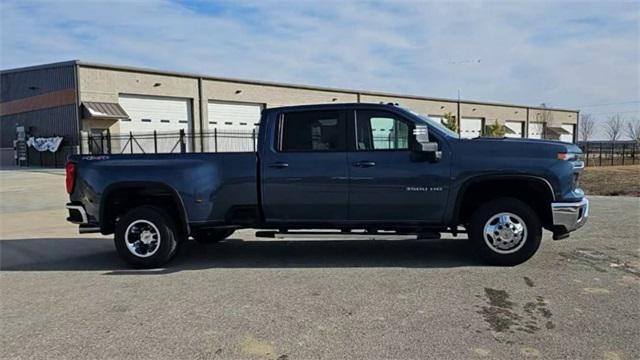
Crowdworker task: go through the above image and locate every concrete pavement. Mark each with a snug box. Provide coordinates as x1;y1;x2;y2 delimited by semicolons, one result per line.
1;169;638;359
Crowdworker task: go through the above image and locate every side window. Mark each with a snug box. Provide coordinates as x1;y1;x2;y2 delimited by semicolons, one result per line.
356;110;410;150
279;110;345;151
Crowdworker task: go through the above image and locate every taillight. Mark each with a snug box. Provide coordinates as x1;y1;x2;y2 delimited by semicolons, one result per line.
65;162;76;194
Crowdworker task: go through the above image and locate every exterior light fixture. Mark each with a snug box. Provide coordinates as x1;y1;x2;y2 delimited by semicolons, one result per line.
153;83;161;87
235;90;242;94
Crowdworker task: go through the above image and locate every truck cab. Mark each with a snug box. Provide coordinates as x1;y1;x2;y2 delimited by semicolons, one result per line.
259;104;452;226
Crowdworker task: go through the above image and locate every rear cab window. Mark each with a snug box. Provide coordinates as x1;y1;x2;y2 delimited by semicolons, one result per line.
278;110;346;152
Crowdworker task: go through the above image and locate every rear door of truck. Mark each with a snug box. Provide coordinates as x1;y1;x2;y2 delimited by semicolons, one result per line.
260;108;349;223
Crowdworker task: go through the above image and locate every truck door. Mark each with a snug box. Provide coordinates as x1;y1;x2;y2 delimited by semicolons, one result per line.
348;109;450;223
261;109;349;223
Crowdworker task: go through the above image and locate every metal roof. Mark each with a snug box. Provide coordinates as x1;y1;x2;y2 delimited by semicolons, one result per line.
82;101;129;119
546;126;573;135
1;60;579;113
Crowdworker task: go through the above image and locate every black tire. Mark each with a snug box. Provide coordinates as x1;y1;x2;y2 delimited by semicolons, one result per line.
468;197;542;266
114;206;181;268
192;229;235;244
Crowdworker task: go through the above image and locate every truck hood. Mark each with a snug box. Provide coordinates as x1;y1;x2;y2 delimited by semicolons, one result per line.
464;136;582;153
449;136;582;163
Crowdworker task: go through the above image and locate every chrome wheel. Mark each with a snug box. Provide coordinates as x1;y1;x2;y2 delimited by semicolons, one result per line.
483;212;527;254
125;220;160;258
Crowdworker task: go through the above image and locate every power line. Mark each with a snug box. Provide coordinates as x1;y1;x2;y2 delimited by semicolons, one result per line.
576;100;640;108
588;109;640;116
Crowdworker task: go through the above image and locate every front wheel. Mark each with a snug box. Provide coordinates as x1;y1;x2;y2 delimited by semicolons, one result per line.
114;206;181;268
468;197;542;266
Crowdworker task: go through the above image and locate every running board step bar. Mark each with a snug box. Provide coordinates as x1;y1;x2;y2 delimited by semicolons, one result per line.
255;230;441;239
79;225;101;234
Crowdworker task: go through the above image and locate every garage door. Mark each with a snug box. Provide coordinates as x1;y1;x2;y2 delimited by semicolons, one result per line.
118;95;192;134
505;121;524;138
116;95;192;153
208;101;262;131
460;118;484;138
528;122;544;139
560;124;575;143
207;101;263;152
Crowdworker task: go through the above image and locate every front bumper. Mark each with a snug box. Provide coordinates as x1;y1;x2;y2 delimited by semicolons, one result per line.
551;197;589;233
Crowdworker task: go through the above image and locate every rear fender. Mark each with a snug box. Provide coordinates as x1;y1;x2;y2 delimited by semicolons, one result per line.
99;181;190;235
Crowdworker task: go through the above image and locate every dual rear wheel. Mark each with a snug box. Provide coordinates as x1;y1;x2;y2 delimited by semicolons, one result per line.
114;206;233;268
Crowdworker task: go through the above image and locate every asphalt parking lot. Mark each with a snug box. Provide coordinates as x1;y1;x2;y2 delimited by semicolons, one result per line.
1;169;639;360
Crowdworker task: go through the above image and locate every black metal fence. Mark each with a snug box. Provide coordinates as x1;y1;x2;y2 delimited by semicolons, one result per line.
24;144;76;167
82;129;258;155
577;141;639;167
17;131;640;168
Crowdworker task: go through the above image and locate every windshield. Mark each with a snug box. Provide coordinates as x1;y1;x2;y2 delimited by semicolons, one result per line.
402;108;459;138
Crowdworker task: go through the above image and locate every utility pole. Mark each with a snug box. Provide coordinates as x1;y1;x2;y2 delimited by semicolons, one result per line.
457;89;461;138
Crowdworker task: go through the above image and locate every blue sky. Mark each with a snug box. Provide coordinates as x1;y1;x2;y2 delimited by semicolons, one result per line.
1;0;638;139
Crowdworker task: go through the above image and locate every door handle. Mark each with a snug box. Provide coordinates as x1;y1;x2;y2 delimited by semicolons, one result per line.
352;161;376;168
268;162;289;169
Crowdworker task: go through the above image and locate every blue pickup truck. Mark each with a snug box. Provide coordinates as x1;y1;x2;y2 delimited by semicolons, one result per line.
65;103;588;268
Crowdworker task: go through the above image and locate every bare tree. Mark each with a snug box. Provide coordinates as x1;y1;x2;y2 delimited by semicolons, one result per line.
578;113;595;142
625;118;640;142
604;114;623;142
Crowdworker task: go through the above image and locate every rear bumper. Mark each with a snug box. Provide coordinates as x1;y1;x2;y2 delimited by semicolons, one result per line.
551;198;589;233
66;203;88;224
66;203;100;233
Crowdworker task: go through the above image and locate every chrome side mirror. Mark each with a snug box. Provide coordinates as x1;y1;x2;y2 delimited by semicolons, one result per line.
413;125;442;162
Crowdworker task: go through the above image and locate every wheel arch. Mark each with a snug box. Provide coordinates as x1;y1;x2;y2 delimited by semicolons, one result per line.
452;175;556;229
99;181;190;236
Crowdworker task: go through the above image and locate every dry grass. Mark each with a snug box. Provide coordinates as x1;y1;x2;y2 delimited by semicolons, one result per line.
580;165;640;196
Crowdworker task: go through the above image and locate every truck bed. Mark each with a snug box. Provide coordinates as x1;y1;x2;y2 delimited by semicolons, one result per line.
69;152;258;226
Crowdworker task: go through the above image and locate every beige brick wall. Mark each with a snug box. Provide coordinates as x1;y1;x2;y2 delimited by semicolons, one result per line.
77;65;578;143
528;108;578;127
459;103;527;125
201;79;358;107
79;67;199;103
359;94;458;117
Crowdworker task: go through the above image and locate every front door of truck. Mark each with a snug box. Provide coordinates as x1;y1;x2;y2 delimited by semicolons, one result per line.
347;109;450;223
261;109;348;223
